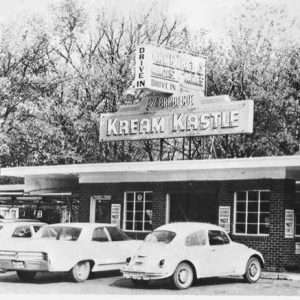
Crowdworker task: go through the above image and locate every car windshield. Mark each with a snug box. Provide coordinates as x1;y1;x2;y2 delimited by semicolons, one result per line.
35;226;82;241
145;230;176;244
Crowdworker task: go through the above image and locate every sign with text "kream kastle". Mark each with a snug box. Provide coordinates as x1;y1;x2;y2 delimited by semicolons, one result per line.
135;45;205;95
99;95;254;142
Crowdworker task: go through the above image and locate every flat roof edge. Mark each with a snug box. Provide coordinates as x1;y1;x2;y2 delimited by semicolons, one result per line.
1;156;300;177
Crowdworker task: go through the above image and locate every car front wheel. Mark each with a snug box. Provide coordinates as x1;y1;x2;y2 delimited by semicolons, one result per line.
70;261;91;282
172;262;194;290
17;270;37;281
244;257;262;283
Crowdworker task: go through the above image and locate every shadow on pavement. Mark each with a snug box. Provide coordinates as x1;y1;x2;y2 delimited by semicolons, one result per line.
111;276;245;290
0;270;122;284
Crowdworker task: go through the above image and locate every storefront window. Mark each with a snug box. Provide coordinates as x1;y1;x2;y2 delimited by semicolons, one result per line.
296;192;300;236
124;191;153;232
234;190;270;235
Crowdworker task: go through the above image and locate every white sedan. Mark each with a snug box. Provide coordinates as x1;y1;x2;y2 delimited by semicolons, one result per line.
0;221;46;240
0;223;141;282
121;222;264;289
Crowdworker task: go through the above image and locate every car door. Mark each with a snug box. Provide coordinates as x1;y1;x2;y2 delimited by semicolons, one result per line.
105;227;135;263
90;226;118;271
206;230;235;276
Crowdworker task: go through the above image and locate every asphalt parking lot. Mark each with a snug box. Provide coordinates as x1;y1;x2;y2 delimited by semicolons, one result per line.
0;271;299;295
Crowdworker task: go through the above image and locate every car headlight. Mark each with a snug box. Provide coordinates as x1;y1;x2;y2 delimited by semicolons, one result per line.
159;259;165;268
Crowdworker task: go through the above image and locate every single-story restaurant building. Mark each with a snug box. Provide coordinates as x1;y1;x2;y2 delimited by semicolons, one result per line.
1;155;300;272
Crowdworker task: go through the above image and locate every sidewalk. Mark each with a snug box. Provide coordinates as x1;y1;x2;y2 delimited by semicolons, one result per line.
261;271;300;281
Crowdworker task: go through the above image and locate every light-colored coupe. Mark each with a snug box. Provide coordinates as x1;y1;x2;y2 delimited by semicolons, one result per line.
0;223;141;282
121;222;265;289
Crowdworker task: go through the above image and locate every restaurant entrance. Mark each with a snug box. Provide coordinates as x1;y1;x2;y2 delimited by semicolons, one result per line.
169;182;219;224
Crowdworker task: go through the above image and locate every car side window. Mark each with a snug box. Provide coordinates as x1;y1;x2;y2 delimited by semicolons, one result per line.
208;230;230;246
33;226;43;232
185;230;206;246
12;226;32;238
106;227;129;241
92;228;109;242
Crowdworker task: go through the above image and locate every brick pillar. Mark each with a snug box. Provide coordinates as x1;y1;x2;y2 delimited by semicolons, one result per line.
269;179;295;271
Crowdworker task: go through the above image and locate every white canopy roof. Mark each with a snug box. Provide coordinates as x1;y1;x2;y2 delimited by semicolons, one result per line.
1;156;300;186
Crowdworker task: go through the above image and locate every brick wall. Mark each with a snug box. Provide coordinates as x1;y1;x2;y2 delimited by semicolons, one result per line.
79;178;300;271
218;179;299;271
79;182;166;240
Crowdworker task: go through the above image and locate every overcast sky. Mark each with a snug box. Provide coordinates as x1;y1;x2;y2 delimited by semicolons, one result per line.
0;0;299;35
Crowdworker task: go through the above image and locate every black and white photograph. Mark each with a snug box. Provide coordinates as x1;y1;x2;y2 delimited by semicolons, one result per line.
0;0;299;297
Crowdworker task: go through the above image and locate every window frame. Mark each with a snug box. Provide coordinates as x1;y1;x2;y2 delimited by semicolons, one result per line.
295;192;300;237
123;191;153;232
233;189;270;237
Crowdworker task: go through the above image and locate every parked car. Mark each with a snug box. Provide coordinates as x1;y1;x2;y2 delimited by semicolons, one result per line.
0;223;142;282
121;222;265;289
0;221;46;239
0;221;46;273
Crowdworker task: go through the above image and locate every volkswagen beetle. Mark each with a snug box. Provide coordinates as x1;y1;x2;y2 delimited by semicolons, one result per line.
121;222;264;289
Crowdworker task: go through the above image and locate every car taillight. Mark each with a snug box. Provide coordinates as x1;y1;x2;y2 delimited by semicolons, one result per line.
17;252;48;261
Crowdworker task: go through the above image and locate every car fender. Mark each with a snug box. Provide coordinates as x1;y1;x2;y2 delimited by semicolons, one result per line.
46;242;95;272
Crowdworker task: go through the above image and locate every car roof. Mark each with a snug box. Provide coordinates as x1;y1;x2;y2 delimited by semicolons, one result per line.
0;219;42;223
155;222;225;234
0;222;47;227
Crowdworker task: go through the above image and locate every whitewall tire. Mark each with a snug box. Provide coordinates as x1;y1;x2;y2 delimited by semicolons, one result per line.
244;257;262;283
70;261;91;282
172;262;194;290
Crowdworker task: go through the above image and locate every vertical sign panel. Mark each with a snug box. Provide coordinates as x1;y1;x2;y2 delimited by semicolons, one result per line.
285;209;294;238
111;204;121;228
135;45;205;96
219;206;231;233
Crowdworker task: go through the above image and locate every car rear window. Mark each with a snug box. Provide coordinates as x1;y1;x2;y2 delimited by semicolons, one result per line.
145;230;176;244
37;226;82;241
12;226;32;238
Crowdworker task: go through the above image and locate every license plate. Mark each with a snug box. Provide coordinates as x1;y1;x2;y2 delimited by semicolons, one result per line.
12;261;25;269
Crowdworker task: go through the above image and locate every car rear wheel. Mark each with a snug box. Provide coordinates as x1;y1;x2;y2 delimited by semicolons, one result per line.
131;279;149;287
70;261;91;282
16;270;37;281
244;257;262;283
172;262;194;290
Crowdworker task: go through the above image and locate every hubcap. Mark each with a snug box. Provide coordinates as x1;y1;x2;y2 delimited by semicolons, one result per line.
250;264;257;277
77;263;89;278
178;268;189;284
249;261;260;280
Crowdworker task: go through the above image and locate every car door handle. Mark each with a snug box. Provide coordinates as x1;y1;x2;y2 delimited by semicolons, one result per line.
210;248;216;252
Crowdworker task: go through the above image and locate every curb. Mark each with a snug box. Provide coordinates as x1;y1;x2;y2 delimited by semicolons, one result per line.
261;272;300;281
